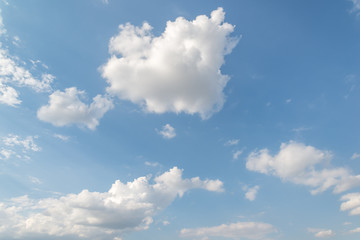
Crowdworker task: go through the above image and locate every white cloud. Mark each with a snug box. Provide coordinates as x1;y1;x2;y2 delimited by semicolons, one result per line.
350;227;360;233
2;134;40;152
101;8;238;119
145;161;159;167
0;82;21;106
340;193;360;215
285;98;292;104
0;167;223;239
233;150;243;160
351;153;360;160
180;222;277;240
157;124;176;139
0;11;54;107
53;134;70;141
37;87;114;130
246;141;360;194
308;228;335;238
244;185;259;201
0;48;54;93
225;139;240;146
162;220;170;226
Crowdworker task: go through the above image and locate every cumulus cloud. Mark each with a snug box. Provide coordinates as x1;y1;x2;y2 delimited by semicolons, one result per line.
308;228;335;238
244;185;259;201
37;87;114;130
180;222;277;240
101;8;238;119
0;82;21;106
246;141;360;194
0;167;223;239
157;124;176;139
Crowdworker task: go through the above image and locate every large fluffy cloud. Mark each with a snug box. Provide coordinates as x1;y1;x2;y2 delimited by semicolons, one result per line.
0;167;223;239
37;87;113;130
101;7;238;119
180;222;277;240
246;141;360;194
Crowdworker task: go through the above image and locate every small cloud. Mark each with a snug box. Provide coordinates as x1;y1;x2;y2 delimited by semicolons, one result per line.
157;124;176;139
12;36;20;46
29;176;42;184
145;161;159;167
225;139;239;146
244;185;259;201
285;98;292;104
343;222;352;225
291;127;311;134
351;153;360;160
163;220;170;226
349;227;360;233
53;134;70;141
308;228;335;238
233;150;243;160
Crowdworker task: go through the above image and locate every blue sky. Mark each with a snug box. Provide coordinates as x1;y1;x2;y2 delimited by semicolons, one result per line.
1;0;360;239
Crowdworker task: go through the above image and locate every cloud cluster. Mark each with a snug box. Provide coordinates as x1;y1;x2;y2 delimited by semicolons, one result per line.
0;134;40;161
0;47;54;106
246;141;360;194
101;8;238;119
0;167;223;239
180;222;277;240
0;10;54;107
37;87;113;130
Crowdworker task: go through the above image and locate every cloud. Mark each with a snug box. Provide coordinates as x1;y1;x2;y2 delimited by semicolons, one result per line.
0;134;40;162
244;185;259;201
2;134;41;152
0;83;21;106
0;11;54;107
340;193;360;215
350;0;360;13
53;134;70;141
101;8;238;119
225;139;240;146
349;227;360;233
0;48;54;93
180;222;277;240
233;150;243;160
351;153;360;160
308;228;335;238
0;167;223;239
37;87;114;130
157;124;176;139
246;141;360;194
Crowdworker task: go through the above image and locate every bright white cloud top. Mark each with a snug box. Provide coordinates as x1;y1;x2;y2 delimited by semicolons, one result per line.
101;7;238;119
0;167;223;239
157;123;176;139
37;87;113;130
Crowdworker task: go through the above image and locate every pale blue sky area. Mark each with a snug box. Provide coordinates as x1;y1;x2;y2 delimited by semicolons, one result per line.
1;0;360;239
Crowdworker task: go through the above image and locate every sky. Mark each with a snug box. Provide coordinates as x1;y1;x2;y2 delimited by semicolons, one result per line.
0;0;360;239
